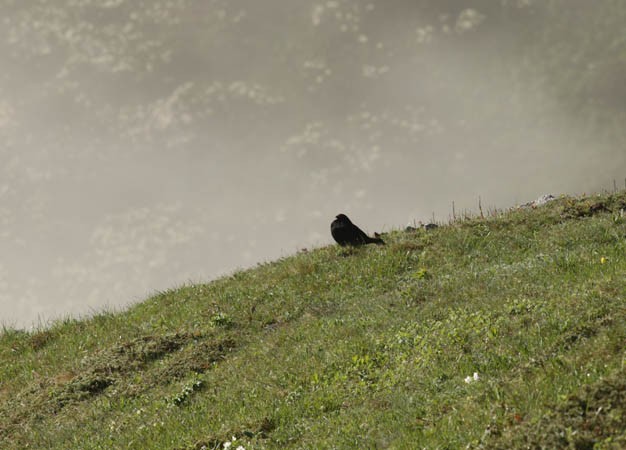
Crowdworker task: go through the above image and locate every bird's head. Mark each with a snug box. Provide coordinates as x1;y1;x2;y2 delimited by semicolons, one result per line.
335;213;351;222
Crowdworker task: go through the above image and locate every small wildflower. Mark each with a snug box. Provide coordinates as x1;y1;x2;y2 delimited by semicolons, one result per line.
600;257;607;264
236;446;246;450
464;372;480;384
223;442;231;449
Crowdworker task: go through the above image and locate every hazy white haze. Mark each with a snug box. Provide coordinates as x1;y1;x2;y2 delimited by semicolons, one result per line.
1;0;625;327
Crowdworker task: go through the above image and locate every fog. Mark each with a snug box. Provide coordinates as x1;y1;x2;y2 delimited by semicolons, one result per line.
2;0;625;328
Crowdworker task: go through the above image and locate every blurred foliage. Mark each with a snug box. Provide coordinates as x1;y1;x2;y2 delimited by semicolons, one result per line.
2;0;625;150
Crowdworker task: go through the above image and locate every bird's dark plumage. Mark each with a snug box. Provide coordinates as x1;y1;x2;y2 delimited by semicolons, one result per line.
331;214;384;246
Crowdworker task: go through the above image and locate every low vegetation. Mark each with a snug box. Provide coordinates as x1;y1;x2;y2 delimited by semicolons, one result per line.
2;192;626;449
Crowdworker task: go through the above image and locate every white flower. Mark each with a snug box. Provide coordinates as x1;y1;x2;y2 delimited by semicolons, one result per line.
223;442;231;449
236;446;245;450
464;372;480;383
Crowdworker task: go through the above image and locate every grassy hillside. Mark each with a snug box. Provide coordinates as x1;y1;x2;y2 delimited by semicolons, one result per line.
2;192;626;449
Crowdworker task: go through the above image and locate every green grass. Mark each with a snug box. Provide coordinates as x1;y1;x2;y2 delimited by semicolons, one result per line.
2;192;626;449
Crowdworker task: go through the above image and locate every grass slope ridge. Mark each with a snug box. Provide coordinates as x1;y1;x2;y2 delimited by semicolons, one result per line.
2;193;626;449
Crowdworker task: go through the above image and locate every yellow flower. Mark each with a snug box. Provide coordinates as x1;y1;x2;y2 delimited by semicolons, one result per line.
600;257;607;264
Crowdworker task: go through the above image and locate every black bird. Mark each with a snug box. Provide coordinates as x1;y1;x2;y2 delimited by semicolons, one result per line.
331;214;385;246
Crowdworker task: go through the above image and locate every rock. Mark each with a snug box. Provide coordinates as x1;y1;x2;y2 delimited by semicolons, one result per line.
521;194;556;208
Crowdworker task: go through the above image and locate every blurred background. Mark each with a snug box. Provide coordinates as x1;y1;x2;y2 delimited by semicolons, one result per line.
1;0;625;328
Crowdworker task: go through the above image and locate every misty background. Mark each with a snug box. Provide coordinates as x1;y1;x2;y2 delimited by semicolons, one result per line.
1;0;625;328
